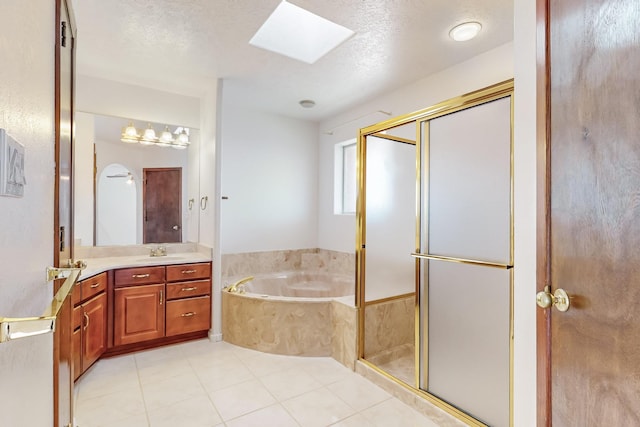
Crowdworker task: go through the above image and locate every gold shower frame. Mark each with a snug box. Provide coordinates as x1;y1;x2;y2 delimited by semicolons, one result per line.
355;79;515;427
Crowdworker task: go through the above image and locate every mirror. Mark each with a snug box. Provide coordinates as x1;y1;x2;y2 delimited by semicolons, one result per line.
97;163;136;245
74;112;200;247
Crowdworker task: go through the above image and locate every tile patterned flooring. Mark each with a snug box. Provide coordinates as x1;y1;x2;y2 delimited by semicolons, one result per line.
75;339;440;427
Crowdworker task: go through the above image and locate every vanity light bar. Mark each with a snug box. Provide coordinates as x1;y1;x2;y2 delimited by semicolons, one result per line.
120;123;190;148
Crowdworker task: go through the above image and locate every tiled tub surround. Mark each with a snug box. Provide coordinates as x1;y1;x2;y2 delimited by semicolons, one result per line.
222;272;355;358
221;249;357;363
237;271;353;298
221;248;355;280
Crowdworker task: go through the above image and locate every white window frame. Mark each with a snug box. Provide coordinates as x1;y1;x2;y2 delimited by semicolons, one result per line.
334;139;357;215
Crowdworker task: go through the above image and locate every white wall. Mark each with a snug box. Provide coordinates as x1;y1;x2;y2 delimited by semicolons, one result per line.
318;42;515;253
97;164;137;245
76;75;200;129
0;1;56;425
199;79;221;340
219;94;319;254
75;112;95;245
513;0;538;424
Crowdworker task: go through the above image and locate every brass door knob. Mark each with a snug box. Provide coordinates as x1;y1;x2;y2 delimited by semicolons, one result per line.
536;286;570;312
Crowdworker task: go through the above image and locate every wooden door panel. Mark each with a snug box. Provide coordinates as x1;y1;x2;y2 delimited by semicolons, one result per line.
54;0;75;425
544;0;640;424
143;168;182;243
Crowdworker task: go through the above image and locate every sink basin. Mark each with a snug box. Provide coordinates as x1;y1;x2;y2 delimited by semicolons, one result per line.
135;256;185;262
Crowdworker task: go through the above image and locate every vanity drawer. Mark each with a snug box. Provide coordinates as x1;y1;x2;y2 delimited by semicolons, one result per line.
71;281;82;306
166;279;211;300
80;272;107;301
115;266;165;287
165;296;211;337
166;263;210;282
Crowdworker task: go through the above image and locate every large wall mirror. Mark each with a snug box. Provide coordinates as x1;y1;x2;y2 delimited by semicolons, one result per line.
74;112;200;248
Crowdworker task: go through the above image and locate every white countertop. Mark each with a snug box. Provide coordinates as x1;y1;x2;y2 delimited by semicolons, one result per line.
79;252;212;280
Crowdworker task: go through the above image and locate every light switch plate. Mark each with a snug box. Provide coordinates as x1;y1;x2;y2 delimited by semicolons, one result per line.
0;128;26;197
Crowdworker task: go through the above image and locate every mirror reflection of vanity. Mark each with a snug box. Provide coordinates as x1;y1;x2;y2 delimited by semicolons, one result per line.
74;112;200;249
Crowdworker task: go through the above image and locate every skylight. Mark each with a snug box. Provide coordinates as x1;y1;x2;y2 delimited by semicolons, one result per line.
249;1;355;64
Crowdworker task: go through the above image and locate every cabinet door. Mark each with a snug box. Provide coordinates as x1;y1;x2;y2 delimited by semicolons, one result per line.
72;328;82;381
82;292;107;371
114;284;165;346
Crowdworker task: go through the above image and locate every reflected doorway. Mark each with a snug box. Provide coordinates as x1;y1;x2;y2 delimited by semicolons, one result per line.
143;167;182;243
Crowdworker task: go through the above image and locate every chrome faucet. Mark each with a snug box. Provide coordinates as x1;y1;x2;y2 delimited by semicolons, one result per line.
225;276;254;293
150;245;167;257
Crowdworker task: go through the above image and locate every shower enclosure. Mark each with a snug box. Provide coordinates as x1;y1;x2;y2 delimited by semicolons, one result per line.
356;80;514;427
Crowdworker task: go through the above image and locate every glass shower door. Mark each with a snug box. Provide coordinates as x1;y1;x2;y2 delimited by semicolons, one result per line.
360;126;417;386
417;96;513;427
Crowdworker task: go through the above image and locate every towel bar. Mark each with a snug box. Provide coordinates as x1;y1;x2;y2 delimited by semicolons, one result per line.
0;266;83;343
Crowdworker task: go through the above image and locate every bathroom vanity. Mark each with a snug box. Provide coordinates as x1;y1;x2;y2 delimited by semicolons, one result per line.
71;256;211;380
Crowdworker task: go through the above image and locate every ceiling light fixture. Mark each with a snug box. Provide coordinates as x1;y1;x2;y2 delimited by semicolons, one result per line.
299;99;315;108
249;1;355;64
120;123;191;149
449;22;482;42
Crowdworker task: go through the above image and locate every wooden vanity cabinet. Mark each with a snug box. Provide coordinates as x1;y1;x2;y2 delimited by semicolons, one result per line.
113;266;165;347
165;263;211;337
111;262;211;351
72;272;108;380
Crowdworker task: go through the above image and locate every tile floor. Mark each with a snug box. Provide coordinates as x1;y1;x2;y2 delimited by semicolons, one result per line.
74;339;440;427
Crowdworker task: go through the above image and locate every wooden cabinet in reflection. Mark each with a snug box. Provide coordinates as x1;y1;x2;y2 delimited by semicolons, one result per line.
72;272;108;381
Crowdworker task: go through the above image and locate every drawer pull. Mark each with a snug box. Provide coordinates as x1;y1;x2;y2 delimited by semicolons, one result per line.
181;287;198;292
90;283;100;288
181;312;196;317
181;269;197;274
132;273;150;278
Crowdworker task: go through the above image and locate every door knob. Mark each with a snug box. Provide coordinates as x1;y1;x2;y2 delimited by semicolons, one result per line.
172;225;180;230
536;286;570;312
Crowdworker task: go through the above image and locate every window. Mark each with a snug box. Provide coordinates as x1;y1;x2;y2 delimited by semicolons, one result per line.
334;140;357;214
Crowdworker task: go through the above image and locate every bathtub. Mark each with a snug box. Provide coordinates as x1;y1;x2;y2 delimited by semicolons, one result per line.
221;271;354;356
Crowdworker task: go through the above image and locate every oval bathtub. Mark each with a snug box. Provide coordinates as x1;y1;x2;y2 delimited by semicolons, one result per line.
222;271;354;356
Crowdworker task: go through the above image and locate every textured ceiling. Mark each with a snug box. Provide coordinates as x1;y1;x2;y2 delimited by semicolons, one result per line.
72;0;513;121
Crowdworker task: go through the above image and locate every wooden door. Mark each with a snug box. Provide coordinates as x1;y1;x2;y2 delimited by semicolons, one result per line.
114;284;165;346
538;0;640;424
143;167;182;243
53;0;76;425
